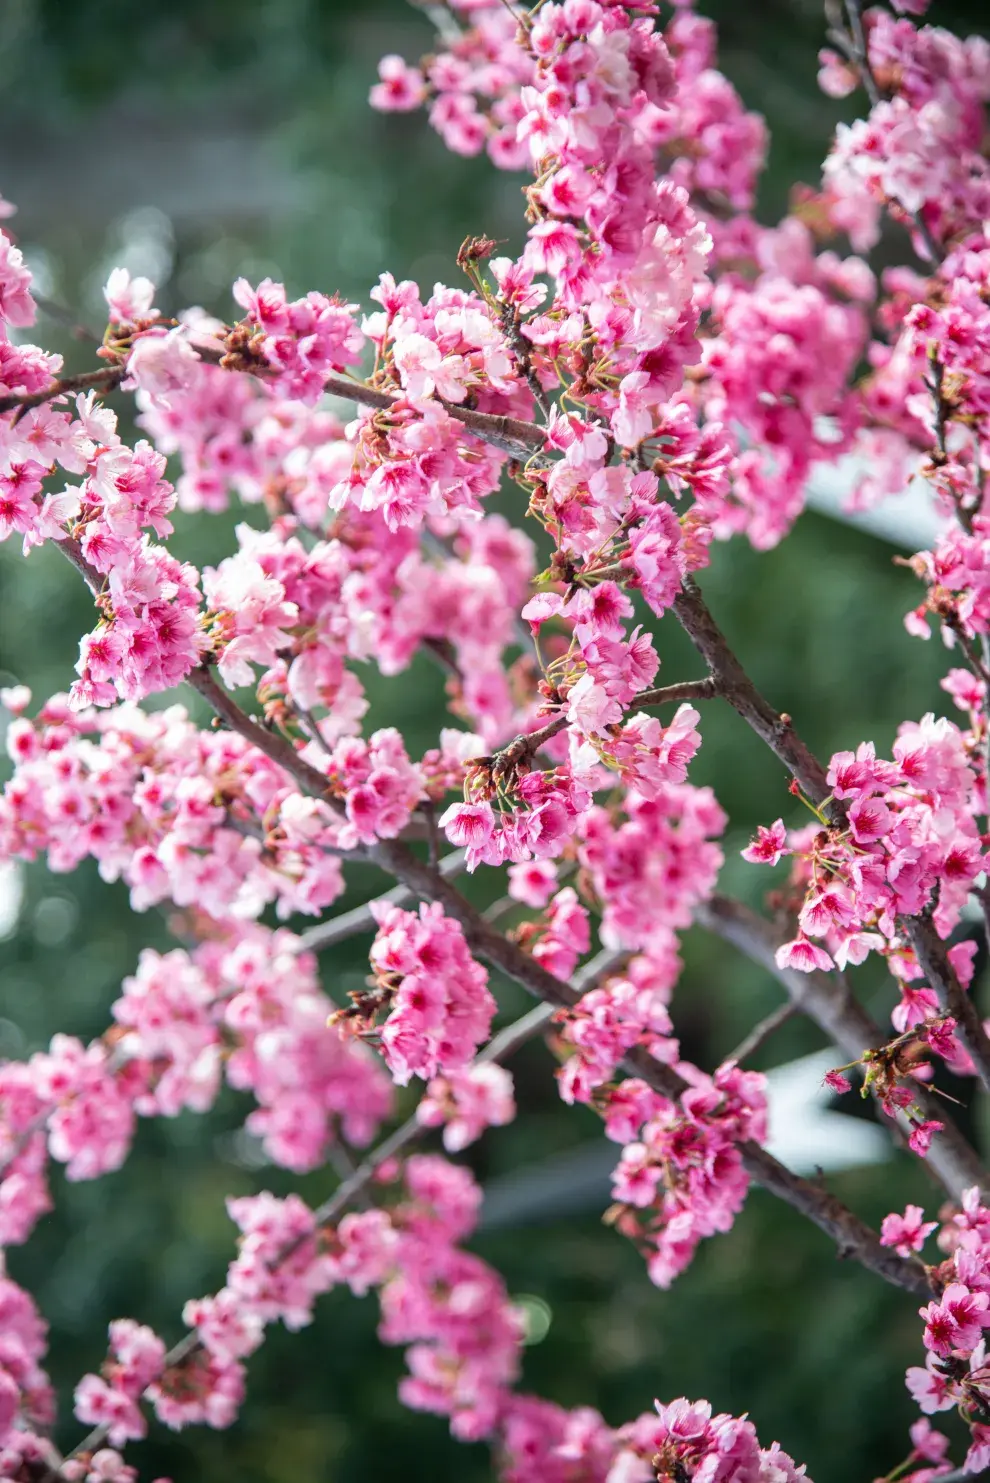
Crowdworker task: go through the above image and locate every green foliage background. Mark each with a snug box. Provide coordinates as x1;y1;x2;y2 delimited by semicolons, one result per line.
0;2;988;1479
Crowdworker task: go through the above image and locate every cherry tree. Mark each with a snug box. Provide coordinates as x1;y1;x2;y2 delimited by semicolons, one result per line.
0;0;989;1477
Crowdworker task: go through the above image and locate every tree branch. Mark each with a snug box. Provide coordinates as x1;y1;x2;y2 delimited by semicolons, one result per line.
0;351;547;462
618;1043;930;1295
0;365;125;416
904;914;990;1095
636;676;720;708
826;0;943;263
51;950;621;1478
366;836;932;1295
489;676;720;778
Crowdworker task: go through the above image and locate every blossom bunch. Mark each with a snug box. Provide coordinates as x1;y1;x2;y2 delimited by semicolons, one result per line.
749;715;984;981
362;901;498;1085
607;1060;768;1289
895;1189;990;1473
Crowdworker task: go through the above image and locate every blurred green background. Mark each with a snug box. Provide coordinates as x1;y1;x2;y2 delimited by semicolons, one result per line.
1;2;989;1479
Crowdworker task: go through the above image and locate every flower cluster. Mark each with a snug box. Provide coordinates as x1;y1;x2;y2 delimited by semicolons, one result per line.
748;716;984;985
225;278;364;404
607;1061;768;1289
821;8;990;255
362;901;498;1085
897;1189;990;1473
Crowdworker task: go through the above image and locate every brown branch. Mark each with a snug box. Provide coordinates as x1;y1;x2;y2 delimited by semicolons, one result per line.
297;849;467;953
497;298;550;417
616;1044;930;1295
943;611;990;690
672;579;834;808
187;665;339;798
0;365;125;416
314;949;622;1222
827;0;943;264
635;676;720;708
0;348;546;461
904;914;990;1095
72;621;922;1293
490;676;719;777
366;836;931;1295
322;373;547;459
698;893;989;1200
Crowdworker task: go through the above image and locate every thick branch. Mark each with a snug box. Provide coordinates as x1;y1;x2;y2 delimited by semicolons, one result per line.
698;894;989;1200
0;365;125;416
368;837;931;1296
619;1041;930;1295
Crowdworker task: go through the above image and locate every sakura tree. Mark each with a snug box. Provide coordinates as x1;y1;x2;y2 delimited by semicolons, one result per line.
1;0;990;1477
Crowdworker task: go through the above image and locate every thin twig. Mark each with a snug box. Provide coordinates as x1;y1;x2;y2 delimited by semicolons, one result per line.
724;1001;796;1067
904;913;990;1096
326;1142;372;1210
833;0;943;262
489;676;719;776
297;850;467;953
33;295;102;344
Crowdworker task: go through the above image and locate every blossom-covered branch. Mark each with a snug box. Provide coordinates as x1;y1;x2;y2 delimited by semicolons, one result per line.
697;893;989;1200
3;0;990;1475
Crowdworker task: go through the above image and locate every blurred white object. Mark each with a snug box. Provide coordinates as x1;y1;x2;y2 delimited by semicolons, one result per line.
805;456;943;551
480;1047;890;1230
0;861;23;942
763;1048;891;1175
